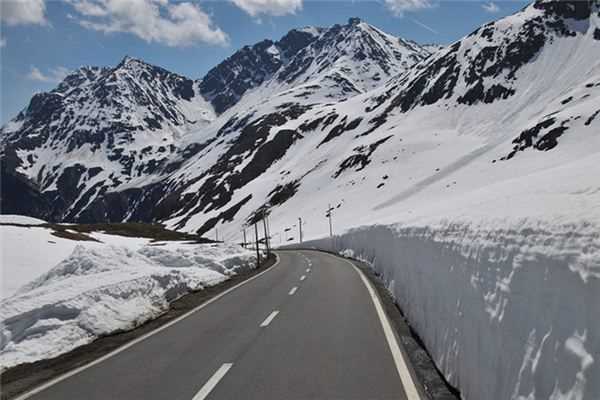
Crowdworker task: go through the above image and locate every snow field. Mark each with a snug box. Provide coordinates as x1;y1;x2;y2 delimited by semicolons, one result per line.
0;219;256;370
1;216;151;299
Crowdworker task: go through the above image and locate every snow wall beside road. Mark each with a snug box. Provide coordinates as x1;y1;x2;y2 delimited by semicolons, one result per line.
294;220;600;400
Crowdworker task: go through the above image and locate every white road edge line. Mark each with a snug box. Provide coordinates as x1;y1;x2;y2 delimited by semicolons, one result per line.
260;310;279;327
300;275;306;281
316;251;422;400
14;254;281;400
349;260;422;400
289;286;298;295
306;268;311;273
192;363;233;400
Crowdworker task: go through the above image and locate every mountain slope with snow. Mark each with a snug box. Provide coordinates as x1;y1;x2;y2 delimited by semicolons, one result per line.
1;18;431;227
1;56;216;222
3;1;598;239
157;0;600;241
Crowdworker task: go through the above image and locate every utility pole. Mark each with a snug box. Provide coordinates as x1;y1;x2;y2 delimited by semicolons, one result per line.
242;228;247;249
266;215;271;247
262;214;270;256
254;222;260;268
215;227;219;242
326;204;334;237
298;217;303;244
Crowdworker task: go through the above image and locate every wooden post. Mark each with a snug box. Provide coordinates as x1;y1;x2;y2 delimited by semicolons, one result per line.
242;228;247;249
254;222;260;268
263;216;270;256
266;215;271;247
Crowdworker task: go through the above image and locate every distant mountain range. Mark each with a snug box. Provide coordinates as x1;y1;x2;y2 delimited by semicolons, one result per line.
2;0;599;240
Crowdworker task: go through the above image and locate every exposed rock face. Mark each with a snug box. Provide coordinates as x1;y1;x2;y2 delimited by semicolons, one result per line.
199;28;322;114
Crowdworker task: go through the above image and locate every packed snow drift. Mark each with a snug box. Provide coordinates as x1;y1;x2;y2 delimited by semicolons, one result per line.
296;217;600;400
0;217;256;370
0;215;151;298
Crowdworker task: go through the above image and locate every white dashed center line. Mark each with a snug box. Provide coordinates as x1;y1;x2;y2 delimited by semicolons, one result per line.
192;363;233;400
300;275;306;281
306;268;311;273
260;311;279;327
289;286;298;295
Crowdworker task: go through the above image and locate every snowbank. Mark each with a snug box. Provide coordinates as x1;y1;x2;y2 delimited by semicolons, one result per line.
0;242;255;369
0;215;47;225
0;223;150;299
299;220;600;400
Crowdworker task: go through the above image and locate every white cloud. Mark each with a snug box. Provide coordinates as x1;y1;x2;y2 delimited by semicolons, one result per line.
231;0;302;17
0;0;48;26
385;0;433;16
71;0;108;16
482;2;500;13
27;66;70;83
68;0;228;47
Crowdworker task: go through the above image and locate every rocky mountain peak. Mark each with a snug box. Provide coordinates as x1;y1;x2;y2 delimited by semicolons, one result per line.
348;17;362;26
272;17;432;96
118;54;138;65
198;26;323;114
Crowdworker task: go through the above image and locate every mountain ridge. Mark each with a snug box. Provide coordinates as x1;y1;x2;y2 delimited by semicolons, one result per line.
2;1;599;239
1;18;431;224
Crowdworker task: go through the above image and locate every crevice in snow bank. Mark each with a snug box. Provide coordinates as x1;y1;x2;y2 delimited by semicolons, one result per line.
305;220;600;400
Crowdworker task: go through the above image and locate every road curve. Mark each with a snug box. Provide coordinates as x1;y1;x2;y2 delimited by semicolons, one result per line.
18;250;415;400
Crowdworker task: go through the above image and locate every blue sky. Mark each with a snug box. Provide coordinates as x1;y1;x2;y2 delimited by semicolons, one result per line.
0;0;529;124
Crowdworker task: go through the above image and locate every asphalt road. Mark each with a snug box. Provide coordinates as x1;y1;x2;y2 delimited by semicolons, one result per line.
18;250;418;400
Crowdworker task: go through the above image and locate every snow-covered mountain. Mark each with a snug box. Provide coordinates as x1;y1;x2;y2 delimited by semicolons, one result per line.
1;56;215;221
2;1;599;239
158;0;600;238
1;18;431;225
267;17;432;100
